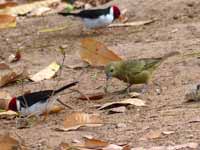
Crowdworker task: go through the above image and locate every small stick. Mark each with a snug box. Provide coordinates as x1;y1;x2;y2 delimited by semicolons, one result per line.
70;89;90;101
56;98;73;109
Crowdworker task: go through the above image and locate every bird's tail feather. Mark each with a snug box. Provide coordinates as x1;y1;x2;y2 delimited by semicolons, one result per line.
54;81;78;94
162;51;180;61
58;12;79;17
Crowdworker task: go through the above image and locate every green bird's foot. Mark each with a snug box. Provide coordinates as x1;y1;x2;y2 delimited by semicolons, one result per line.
141;84;149;94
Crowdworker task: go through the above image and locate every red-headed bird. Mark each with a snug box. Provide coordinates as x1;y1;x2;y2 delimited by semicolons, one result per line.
58;5;121;29
8;81;78;116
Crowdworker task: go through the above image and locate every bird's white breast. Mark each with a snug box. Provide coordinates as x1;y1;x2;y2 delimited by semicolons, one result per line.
83;9;114;28
19;100;53;116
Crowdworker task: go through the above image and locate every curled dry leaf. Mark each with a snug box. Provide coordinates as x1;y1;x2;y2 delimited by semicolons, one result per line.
99;98;146;110
29;62;60;82
0;62;10;70
0;133;21;150
57;112;103;131
80;38;122;67
0;14;16;29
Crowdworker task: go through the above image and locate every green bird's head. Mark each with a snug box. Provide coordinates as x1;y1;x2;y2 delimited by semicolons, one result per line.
105;62;121;80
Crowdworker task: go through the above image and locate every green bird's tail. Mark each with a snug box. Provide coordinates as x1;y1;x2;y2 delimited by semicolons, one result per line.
161;51;180;61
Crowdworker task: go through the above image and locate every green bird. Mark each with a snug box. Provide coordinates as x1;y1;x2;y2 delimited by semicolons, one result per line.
105;51;179;92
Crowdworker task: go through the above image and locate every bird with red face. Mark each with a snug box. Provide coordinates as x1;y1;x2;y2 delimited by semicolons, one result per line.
58;5;121;29
8;81;78;116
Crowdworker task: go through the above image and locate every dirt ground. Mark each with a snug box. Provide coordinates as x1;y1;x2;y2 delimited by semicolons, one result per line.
1;0;200;149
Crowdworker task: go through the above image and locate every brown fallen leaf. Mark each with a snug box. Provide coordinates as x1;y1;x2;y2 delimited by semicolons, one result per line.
0;91;12;109
56;112;103;131
80;38;122;67
0;133;21;150
29;62;60;82
83;137;109;149
0;2;17;9
78;92;105;100
0;65;26;87
0;14;16;29
99;98;146;110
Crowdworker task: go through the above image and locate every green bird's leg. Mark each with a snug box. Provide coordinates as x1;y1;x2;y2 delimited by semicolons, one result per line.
141;84;148;94
124;75;132;94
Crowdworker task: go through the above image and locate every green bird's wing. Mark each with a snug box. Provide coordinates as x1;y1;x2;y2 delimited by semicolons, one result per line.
141;58;162;72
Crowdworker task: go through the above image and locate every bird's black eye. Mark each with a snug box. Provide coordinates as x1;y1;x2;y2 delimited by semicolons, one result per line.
110;69;114;72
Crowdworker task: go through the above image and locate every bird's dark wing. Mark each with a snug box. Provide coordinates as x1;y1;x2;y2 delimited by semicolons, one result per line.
17;90;53;108
77;7;110;19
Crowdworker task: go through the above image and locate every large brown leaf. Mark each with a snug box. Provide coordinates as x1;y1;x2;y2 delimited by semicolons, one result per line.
0;14;16;29
80;38;122;67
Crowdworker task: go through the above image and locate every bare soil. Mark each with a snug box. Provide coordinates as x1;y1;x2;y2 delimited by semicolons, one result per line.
1;0;200;149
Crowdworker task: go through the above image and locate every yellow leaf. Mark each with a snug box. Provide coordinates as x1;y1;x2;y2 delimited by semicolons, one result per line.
29;62;60;82
80;38;122;66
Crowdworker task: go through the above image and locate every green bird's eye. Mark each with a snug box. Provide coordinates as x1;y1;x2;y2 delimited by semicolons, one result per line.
110;68;114;73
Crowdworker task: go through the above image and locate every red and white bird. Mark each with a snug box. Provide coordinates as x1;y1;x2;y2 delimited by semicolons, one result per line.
8;81;78;116
58;5;121;29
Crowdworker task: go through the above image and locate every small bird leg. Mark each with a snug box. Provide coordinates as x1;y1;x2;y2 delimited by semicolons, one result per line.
141;84;149;94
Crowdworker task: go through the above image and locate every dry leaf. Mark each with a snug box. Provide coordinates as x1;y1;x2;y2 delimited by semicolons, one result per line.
29;62;60;82
0;133;21;150
0;2;17;9
0;91;11;109
83;137;109;149
0;110;18;119
99;98;146;110
143;130;162;140
57;112;103;131
0;0;60;15
80;38;122;66
108;20;155;28
78;92;105;100
0;65;25;87
0;14;16;29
